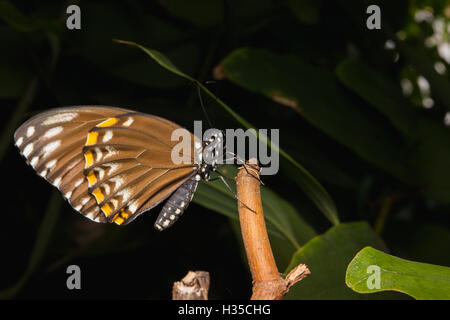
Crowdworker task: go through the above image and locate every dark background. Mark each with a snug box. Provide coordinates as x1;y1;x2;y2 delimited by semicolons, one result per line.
0;0;449;299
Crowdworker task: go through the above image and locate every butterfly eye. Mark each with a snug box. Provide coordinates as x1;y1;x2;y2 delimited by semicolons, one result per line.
14;106;212;229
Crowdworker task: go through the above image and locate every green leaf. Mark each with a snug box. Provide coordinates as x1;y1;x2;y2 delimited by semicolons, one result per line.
284;222;402;299
335;58;418;139
0;0;35;32
335;58;450;204
346;246;450;300
114;40;340;226
220;47;412;184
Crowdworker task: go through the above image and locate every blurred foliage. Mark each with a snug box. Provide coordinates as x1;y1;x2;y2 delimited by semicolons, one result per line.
1;0;450;299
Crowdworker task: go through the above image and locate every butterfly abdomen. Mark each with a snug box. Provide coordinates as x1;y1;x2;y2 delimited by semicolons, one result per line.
154;175;199;231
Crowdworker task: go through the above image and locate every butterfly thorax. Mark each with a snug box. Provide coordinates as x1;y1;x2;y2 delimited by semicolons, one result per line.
197;131;223;182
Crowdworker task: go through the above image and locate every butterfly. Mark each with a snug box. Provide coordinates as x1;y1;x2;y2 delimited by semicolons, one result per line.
14;106;222;230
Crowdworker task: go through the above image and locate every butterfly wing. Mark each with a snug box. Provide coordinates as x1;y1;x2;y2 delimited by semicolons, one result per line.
82;112;198;225
14;106;133;222
15;106;199;226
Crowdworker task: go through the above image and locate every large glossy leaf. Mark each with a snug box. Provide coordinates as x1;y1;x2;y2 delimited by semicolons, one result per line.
335;58;418;139
283;222;404;299
114;40;340;226
336;58;450;203
346;246;450;300
220;47;412;185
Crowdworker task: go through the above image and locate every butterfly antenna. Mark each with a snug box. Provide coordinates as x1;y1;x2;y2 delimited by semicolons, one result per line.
215;172;257;214
196;83;214;128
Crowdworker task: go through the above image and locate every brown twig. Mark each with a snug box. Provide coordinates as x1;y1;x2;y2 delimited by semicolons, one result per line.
172;271;210;300
236;158;310;300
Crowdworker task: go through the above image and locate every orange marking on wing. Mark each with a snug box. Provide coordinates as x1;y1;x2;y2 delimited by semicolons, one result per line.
92;188;104;203
96;117;118;127
84;150;94;168
113;215;124;225
87;171;96;186
101;203;112;217
86;132;99;146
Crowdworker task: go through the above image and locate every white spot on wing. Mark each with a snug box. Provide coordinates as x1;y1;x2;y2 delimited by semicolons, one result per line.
26;126;35;137
23;143;33;158
74;178;83;188
103;130;113;142
123;117;134;127
42;113;78;126
43;140;61;157
95;167;105;180
65;191;72;199
117;188;131;202
81;197;90;206
16;137;24;147
53;177;62;188
45;159;57;169
103;183;110;195
104;146;117;159
129;200;138;213
94;147;102;161
30;156;39;167
86;211;95;220
111;199;119;208
44;126;63;138
110;175;124;191
103;163;120;175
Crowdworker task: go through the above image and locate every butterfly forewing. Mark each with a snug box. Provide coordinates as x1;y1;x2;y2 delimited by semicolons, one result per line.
81;112;198;225
15;107;159;222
